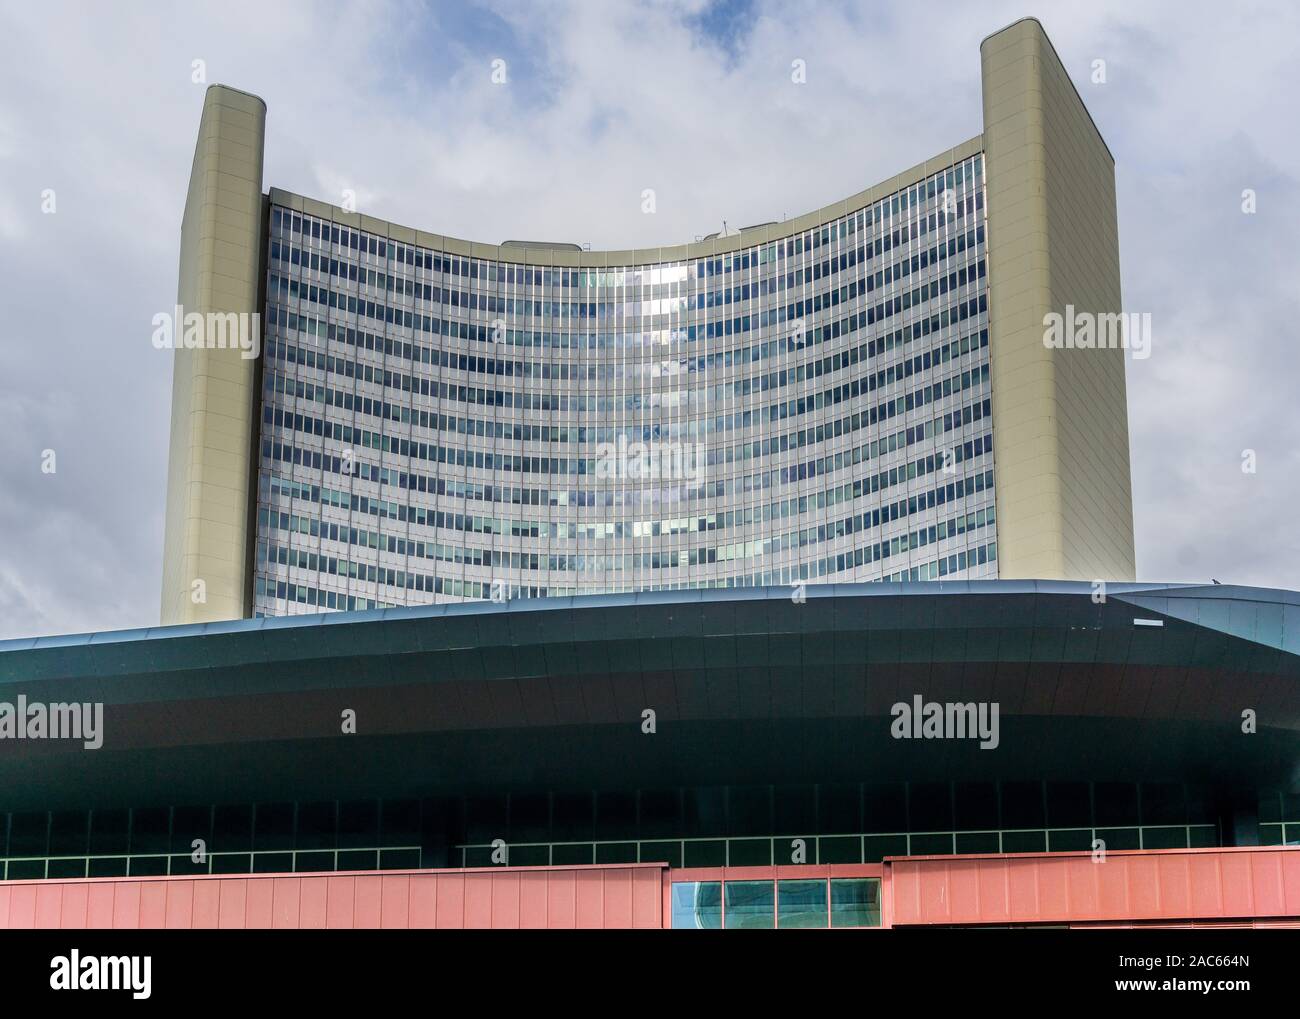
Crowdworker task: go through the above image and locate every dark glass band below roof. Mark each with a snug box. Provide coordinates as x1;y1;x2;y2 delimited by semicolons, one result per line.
1;581;1297;820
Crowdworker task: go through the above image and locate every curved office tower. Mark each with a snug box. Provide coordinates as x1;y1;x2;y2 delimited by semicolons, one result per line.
5;20;1296;934
161;17;1135;626
254;143;996;616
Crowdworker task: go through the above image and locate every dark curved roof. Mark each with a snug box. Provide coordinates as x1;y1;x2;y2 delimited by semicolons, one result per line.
4;579;1297;660
1;581;1297;811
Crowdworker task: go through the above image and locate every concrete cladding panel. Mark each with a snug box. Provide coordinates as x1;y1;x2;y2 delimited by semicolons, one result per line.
981;19;1136;582
160;85;266;624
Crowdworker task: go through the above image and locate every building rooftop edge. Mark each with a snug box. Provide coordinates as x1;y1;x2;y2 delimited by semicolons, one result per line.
2;580;1295;654
206;82;268;109
979;17;1114;164
266;135;985;266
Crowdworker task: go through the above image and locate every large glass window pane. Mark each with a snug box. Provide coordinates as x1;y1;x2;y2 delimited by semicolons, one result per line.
48;811;89;857
595;842;638;864
820;784;861;834
1189;825;1219;848
295;850;334;872
338;800;379;849
90;809;129;856
1000;829;1046;853
863;783;907;832
635;840;679;868
212;804;252;853
778;880;827;928
683;786;727;839
954;782;998;830
1186;787;1215;825
1142;825;1188;849
819;835;862;864
728;786;771;837
1001;782;1044;828
128;855;168;877
253;852;293;873
1095;783;1140;826
296;801;336;851
637;790;681;842
508;793;548;843
955;831;999;854
338;849;378;871
595;791;635;841
1046;782;1091;828
464;794;507;844
863;833;907;862
9;812;48;857
683;839;725;868
170;853;209;876
1048;828;1092;852
47;857;86;879
254;802;294;852
1141;784;1186;826
130;807;171;855
671;881;721;929
909;783;952;831
830;878;881;928
171;806;211;854
728;838;771;867
550;842;593;865
774;785;816;835
379;848;420;869
380;799;421;847
909;832;953;855
6;859;46;880
211;853;252;874
1095;827;1140;851
725;880;774;929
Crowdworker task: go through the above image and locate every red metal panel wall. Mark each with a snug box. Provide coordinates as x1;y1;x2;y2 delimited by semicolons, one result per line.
7;848;1298;929
886;846;1300;926
0;863;665;930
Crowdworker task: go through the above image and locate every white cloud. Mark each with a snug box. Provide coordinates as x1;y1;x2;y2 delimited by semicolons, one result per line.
0;0;1296;637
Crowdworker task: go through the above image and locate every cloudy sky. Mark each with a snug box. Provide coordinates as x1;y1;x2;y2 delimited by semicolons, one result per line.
0;0;1296;639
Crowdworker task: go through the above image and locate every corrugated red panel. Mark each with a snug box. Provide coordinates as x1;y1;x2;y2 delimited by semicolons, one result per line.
886;846;1300;926
0;863;665;930
8;848;1297;929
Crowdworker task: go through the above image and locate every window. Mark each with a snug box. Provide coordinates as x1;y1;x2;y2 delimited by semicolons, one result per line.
671;881;722;929
830;878;881;928
725;881;775;929
778;880;828;929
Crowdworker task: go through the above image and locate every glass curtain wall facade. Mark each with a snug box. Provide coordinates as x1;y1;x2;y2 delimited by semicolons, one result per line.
9;780;1292;882
254;155;995;616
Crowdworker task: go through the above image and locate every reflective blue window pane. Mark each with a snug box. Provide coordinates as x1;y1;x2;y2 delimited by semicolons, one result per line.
778;879;828;928
830;878;881;928
670;881;721;929
724;880;774;929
